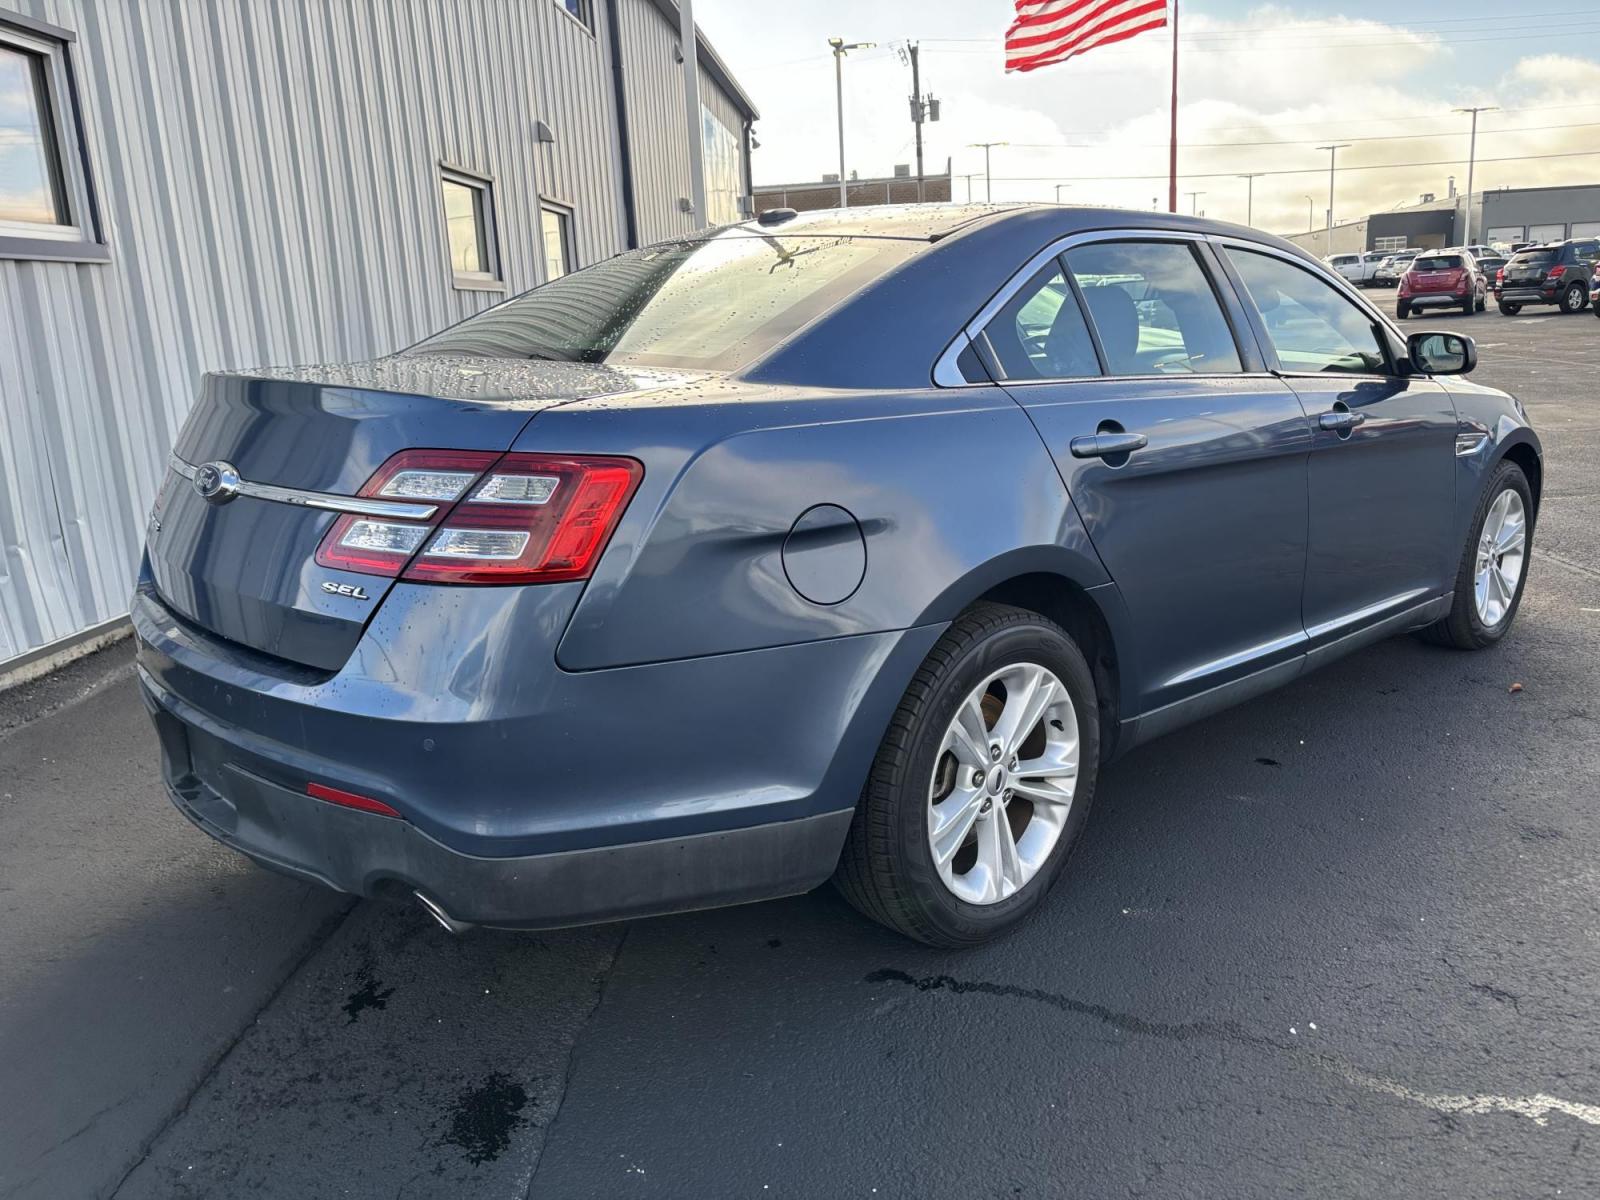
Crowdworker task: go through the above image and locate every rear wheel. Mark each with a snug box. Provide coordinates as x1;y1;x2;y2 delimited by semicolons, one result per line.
834;603;1099;947
1396;301;1411;319
1561;281;1588;313
1421;460;1533;650
1498;301;1521;315
1476;290;1486;312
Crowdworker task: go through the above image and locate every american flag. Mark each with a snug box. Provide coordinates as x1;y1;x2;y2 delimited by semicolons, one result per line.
1005;0;1170;72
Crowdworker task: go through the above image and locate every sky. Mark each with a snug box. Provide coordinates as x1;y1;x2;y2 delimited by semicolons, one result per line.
692;0;1600;236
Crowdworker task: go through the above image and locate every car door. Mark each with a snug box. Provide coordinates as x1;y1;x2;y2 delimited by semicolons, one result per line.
970;233;1314;715
1215;242;1458;645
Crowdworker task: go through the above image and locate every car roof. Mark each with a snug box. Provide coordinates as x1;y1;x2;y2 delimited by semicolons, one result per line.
734;203;1033;241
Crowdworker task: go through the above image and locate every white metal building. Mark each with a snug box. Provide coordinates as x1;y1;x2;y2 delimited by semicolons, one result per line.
0;0;756;676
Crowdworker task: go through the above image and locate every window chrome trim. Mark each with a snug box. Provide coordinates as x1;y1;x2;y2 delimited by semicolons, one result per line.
169;456;439;521
932;227;1227;389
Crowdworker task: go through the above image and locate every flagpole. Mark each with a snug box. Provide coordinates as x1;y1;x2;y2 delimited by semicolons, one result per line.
1167;0;1178;213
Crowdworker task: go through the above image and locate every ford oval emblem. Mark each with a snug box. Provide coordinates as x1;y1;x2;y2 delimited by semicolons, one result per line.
193;460;241;505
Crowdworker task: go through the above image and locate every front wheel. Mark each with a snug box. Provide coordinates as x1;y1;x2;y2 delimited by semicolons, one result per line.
834;603;1099;947
1498;301;1521;315
1561;281;1588;313
1421;460;1533;650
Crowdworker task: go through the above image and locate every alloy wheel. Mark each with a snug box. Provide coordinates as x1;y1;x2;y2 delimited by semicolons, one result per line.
927;663;1079;905
1473;488;1527;627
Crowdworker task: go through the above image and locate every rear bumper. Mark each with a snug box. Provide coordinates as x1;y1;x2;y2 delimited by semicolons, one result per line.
1401;291;1470;308
144;680;851;927
1496;286;1557;304
133;578;942;926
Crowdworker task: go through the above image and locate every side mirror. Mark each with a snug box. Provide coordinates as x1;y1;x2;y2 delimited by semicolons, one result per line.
1408;331;1476;375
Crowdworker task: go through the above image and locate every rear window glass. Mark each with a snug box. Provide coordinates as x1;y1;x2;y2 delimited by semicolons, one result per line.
1412;255;1462;270
406;232;924;370
1510;249;1556;266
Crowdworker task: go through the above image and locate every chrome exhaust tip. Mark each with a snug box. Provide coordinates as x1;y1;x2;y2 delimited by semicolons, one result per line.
414;890;474;935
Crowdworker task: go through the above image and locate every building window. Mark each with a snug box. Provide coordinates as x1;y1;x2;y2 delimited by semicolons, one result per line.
553;0;593;32
700;105;742;226
439;166;501;289
0;14;104;261
1373;236;1407;252
540;201;575;282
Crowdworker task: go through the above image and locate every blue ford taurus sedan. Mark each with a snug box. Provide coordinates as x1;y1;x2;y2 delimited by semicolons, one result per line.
135;205;1540;946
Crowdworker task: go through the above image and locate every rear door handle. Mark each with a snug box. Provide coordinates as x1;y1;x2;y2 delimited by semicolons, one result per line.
1318;410;1367;431
1069;431;1148;459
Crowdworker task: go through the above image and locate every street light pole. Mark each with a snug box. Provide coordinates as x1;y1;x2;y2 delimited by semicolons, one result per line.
1237;173;1263;227
1316;144;1350;251
828;37;875;209
1453;105;1497;247
1055;183;1071;203
1303;194;1314;232
1185;190;1205;216
969;142;1007;202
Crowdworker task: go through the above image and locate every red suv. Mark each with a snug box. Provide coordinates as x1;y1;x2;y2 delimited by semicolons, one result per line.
1397;250;1485;319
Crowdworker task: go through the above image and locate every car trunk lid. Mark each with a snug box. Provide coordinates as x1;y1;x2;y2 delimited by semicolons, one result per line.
147;356;692;671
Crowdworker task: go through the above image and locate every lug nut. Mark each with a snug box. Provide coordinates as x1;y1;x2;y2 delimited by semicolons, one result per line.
990;744;1002;761
971;769;986;788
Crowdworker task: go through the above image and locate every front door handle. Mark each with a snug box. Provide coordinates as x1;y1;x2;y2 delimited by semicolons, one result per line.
1318;409;1367;431
1070;431;1148;459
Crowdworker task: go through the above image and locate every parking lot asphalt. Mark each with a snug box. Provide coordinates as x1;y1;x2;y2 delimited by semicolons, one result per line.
3;308;1598;1200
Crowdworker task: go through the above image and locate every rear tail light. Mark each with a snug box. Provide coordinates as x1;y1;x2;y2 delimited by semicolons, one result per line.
1548;264;1566;279
404;454;643;584
315;449;642;584
1496;268;1504;284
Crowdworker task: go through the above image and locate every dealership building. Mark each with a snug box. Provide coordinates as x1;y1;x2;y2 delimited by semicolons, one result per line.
1285;183;1600;256
0;0;756;677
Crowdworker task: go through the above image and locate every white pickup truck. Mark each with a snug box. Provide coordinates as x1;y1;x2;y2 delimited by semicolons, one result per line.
1325;252;1385;287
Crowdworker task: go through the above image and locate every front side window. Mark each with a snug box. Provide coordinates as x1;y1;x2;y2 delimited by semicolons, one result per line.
979;263;1099;381
0;18;102;258
540;202;574;281
1063;241;1241;376
1225;248;1389;376
440;168;499;287
408;230;925;371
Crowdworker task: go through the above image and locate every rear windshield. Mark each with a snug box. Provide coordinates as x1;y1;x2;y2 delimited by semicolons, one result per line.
406;232;925;371
1509;249;1556;266
1412;255;1462;270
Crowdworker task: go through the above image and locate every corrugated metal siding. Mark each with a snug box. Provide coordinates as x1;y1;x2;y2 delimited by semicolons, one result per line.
0;0;748;665
618;0;750;245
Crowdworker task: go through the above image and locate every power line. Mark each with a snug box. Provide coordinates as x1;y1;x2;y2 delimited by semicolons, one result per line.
980;148;1600;182
1004;119;1600;151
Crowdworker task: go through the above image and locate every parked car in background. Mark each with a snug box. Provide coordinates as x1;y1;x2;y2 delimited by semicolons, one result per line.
1374;251;1418;286
1495;239;1600;314
1592;264;1600;317
1461;244;1497;261
1475;254;1507;292
1327;252;1384;287
1398;250;1485;318
133;205;1542;947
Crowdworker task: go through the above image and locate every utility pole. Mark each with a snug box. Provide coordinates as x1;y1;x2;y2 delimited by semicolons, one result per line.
680;0;706;228
969;141;1007;202
829;37;875;209
1454;105;1497;246
904;43;940;203
1237;173;1263;227
1303;194;1314;232
1316;143;1350;250
1185;190;1205;216
959;172;980;202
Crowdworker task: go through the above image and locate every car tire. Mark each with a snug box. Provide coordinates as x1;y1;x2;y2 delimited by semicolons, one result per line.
834;602;1100;948
1476;292;1486;312
1396;302;1410;319
1560;281;1587;313
1461;297;1474;315
1419;459;1533;651
1498;301;1521;315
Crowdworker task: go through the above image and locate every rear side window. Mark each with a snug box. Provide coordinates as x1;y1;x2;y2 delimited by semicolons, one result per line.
980;263;1100;381
1575;242;1600;264
1063;241;1241;376
1225;248;1390;376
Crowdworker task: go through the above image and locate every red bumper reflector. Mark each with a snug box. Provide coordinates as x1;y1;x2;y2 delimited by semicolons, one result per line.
307;781;402;819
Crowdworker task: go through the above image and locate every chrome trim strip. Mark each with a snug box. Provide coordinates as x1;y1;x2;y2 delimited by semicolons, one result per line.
1162;628;1307;688
1304;587;1431;641
168;455;439;520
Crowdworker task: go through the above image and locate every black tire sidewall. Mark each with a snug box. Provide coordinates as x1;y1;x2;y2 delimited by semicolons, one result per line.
892;618;1099;944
